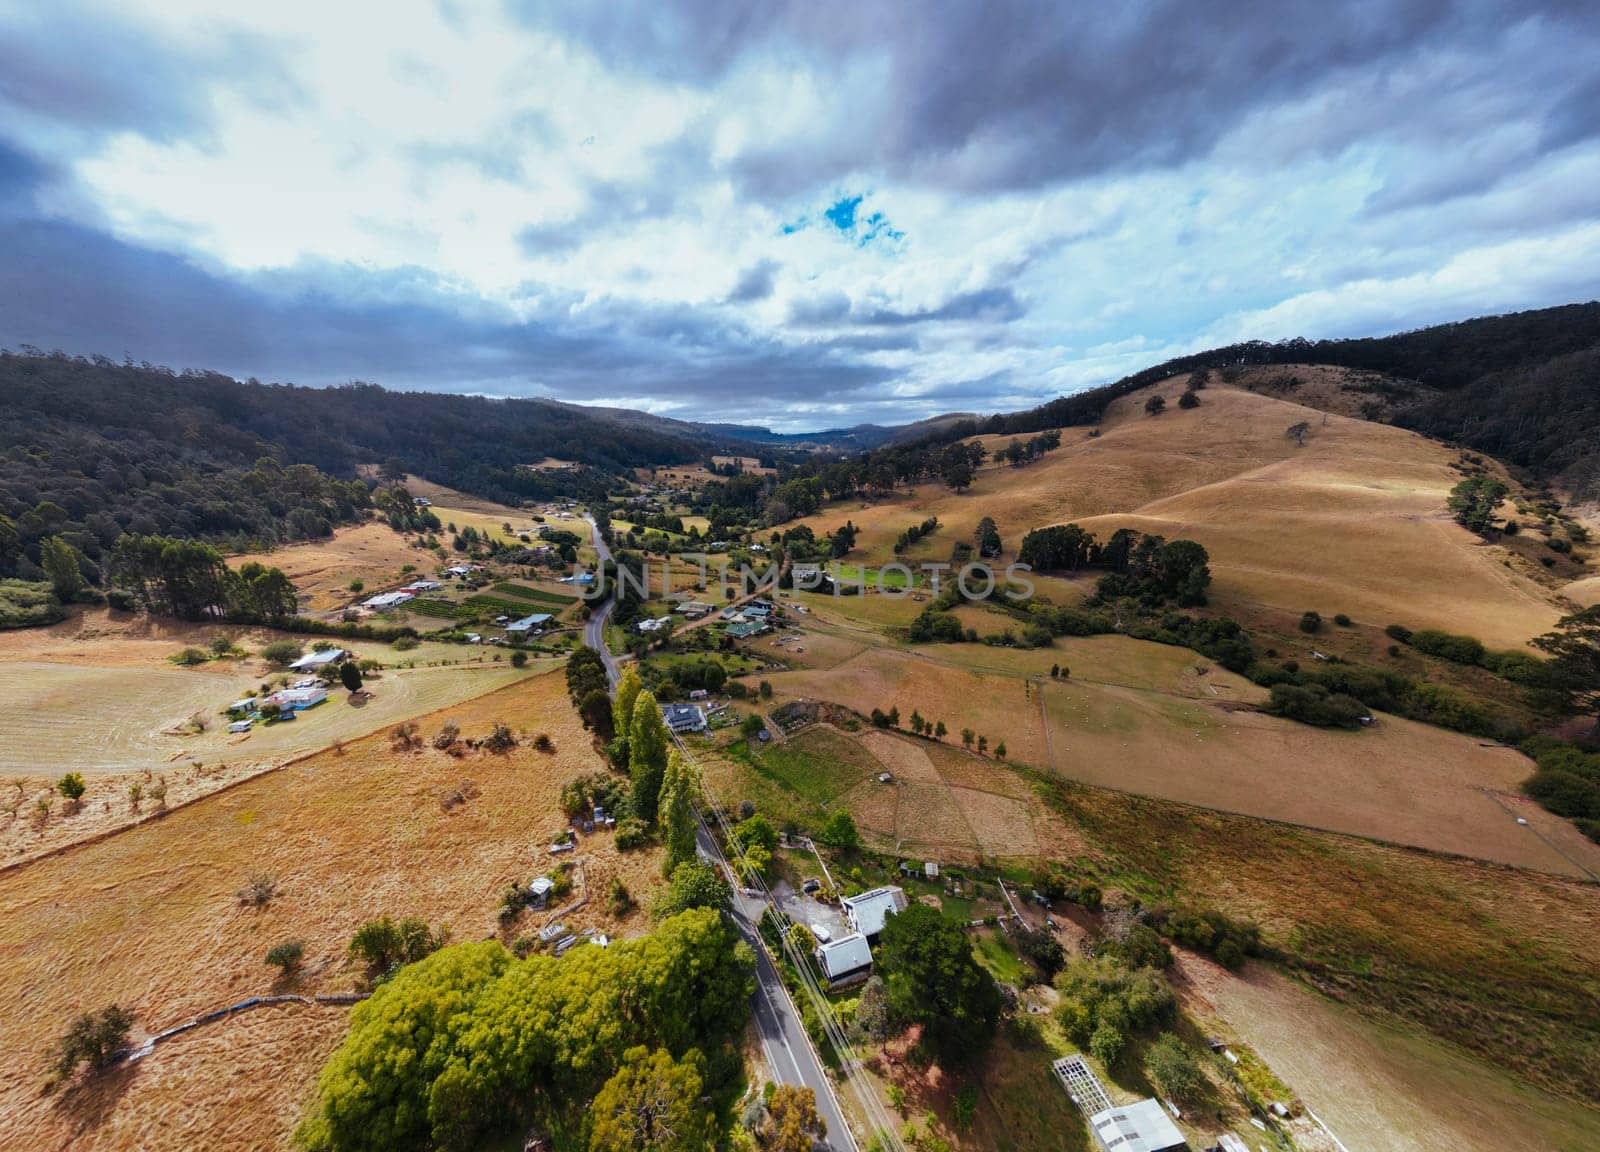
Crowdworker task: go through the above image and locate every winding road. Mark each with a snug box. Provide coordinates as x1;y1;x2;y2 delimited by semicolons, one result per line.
580;513;855;1150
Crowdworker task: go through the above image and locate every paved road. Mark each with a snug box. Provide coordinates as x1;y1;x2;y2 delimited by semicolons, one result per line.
581;515;621;689
702;828;856;1152
582;512;854;1150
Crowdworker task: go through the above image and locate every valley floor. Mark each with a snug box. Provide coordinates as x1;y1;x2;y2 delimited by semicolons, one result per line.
0;670;658;1150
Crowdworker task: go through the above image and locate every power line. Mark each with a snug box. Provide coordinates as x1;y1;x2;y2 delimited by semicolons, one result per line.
672;730;906;1152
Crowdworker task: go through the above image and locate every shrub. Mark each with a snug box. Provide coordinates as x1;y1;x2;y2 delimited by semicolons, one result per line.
1333;613;1352;627
607;877;634;917
106;587;139;613
615;817;650;851
510;650;529;668
482;723;517;752
54;1005;134;1078
1145;1034;1206;1105
56;772;86;805
266;940;305;974
238;872;276;906
170;646;210;666
260;639;304;666
391;635;420;651
1385;623;1413;643
1266;682;1369;728
1298;610;1322;634
1089;1020;1124;1066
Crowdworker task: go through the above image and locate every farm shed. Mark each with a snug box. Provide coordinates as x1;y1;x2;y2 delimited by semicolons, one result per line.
506;613;554;636
362;591;415;610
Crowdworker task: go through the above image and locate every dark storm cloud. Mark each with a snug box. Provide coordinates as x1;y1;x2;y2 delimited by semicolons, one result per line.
0;8;300;144
857;288;1025;328
525;0;1600;194
0;217;895;410
787;286;1024;328
0;138;50;212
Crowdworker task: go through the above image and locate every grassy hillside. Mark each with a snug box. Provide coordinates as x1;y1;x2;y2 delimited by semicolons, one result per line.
923;301;1600;498
780;380;1567;649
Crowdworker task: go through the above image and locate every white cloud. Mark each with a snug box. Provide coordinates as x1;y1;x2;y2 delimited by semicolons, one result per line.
5;1;1600;425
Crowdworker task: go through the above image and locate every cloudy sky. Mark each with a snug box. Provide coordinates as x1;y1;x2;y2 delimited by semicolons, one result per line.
3;1;1599;430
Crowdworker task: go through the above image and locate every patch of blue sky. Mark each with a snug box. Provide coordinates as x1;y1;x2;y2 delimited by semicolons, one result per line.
782;193;904;249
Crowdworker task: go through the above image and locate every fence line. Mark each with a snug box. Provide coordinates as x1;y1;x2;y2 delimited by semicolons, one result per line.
120;990;371;1065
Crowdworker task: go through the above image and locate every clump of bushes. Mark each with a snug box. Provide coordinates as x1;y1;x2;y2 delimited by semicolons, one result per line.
1146;907;1262;969
560;772;627;818
1145;1033;1207;1106
1299;610;1322;634
1265;682;1369;727
1055;957;1175;1068
482;723;517;753
348;916;448;976
1521;738;1600;842
266;940;305;975
614;818;650;851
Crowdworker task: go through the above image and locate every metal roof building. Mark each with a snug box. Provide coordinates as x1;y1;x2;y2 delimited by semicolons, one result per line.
1086;1100;1186;1152
661;703;707;733
814;933;873;984
840;886;907;938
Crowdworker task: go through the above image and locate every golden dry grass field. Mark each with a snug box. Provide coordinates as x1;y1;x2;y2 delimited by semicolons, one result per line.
0;609;547;864
755;638;1600;876
229;521;433;614
0;669;659;1151
775;378;1566;649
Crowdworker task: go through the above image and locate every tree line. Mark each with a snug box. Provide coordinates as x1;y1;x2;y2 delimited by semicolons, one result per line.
1018;524;1211;606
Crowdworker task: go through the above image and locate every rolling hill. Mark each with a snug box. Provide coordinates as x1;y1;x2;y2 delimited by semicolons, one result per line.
778;376;1567;649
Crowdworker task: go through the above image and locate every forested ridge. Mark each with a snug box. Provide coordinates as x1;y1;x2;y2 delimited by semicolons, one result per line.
0;350;716;578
